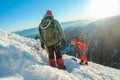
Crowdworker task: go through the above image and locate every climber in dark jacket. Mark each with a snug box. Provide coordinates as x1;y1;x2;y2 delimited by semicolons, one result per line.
39;10;66;69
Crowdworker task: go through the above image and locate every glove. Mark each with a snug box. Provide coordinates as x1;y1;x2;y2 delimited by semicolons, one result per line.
61;38;66;50
41;42;44;49
62;38;66;46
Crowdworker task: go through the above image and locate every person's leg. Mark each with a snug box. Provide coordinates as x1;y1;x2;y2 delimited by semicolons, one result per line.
80;53;85;61
47;45;56;67
79;53;88;64
54;45;65;69
79;49;88;64
82;49;88;64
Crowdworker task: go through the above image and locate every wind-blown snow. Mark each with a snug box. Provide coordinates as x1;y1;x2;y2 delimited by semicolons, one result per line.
0;29;120;80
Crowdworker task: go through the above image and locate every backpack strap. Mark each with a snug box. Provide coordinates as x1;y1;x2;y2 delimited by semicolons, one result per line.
40;19;52;30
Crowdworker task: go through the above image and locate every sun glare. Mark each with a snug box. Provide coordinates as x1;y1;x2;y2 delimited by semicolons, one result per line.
86;0;120;19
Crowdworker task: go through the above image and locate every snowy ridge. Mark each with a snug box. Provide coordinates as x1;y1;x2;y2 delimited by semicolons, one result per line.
0;29;120;80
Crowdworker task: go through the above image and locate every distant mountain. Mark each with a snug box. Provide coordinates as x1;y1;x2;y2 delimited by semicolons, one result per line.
65;15;120;69
13;19;93;38
13;27;39;39
87;15;120;69
61;19;93;29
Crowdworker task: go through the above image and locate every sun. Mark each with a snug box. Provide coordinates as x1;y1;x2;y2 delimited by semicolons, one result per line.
86;0;120;19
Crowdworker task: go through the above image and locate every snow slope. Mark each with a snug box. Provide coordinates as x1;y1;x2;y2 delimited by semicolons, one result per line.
0;29;120;80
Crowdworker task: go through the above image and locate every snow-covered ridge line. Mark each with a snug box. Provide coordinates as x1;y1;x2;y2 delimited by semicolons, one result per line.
0;29;37;52
0;29;45;63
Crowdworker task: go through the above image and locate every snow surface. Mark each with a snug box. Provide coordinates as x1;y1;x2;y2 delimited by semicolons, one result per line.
0;29;120;80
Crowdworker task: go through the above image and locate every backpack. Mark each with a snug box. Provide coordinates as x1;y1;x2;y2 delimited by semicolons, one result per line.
39;18;60;46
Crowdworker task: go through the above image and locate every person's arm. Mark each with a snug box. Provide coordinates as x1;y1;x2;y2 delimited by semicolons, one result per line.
38;25;43;42
39;24;44;49
54;20;65;39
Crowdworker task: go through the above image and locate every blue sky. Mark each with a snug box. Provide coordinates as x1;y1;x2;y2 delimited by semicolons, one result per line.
0;0;120;32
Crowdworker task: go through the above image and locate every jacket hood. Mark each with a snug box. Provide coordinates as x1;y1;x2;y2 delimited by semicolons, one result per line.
43;14;54;18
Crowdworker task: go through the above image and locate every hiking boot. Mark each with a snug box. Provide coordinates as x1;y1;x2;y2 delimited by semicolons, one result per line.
63;65;66;70
49;59;56;67
58;65;66;70
79;60;84;65
57;58;65;69
85;62;88;65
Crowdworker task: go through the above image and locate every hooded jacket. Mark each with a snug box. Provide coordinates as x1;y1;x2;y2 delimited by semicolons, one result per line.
39;13;65;46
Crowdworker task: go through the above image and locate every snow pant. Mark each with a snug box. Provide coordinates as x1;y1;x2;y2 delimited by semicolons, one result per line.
47;44;64;69
80;54;88;63
77;49;88;63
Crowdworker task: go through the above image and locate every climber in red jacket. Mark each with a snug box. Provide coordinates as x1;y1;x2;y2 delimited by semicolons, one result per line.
71;39;88;65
